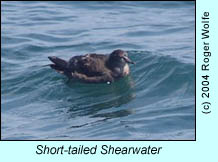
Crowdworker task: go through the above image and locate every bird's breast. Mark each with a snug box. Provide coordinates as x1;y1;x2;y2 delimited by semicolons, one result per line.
123;64;130;76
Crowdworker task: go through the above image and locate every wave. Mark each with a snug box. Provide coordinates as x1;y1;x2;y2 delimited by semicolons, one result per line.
1;1;195;140
2;50;194;119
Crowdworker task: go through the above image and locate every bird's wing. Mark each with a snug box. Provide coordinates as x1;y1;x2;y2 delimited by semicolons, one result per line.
78;54;109;76
71;71;114;83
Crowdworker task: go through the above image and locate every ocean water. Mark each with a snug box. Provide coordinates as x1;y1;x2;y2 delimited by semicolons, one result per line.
1;1;195;140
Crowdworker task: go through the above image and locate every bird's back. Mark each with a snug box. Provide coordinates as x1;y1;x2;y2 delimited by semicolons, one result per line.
68;53;111;77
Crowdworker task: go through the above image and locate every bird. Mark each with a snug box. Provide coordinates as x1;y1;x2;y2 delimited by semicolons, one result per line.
48;49;135;83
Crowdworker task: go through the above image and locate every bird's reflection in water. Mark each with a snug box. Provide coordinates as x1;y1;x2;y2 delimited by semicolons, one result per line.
65;76;136;123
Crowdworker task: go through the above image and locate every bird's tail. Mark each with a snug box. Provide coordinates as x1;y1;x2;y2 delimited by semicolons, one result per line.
48;56;68;74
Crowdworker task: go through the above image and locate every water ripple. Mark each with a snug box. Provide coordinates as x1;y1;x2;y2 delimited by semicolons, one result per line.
1;1;195;140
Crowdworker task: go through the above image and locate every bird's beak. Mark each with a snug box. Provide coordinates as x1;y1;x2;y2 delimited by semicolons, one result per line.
122;54;135;64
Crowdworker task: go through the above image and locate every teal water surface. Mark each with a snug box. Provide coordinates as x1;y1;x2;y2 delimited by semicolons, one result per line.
1;1;195;140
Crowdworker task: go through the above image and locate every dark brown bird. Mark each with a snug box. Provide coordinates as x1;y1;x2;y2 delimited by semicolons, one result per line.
48;49;135;83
